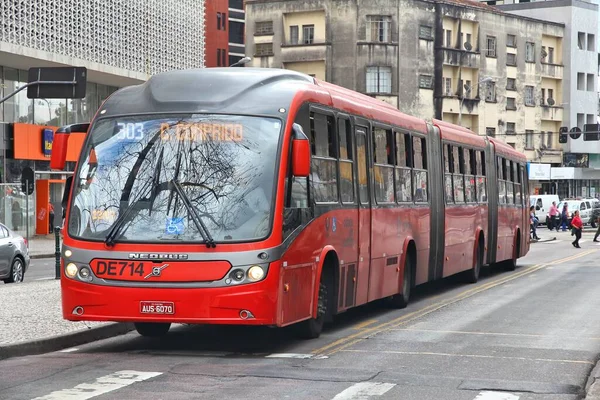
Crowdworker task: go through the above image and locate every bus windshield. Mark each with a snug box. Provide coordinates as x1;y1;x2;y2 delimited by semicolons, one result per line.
68;114;282;244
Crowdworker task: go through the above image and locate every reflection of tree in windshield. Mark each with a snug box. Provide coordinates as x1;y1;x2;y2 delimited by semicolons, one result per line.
69;115;281;243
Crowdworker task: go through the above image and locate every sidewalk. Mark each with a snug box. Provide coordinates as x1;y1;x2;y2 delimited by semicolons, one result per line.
26;234;60;259
0;279;133;360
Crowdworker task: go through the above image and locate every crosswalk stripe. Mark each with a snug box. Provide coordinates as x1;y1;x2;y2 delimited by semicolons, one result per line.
474;391;519;400
32;370;162;400
266;353;313;359
331;382;395;400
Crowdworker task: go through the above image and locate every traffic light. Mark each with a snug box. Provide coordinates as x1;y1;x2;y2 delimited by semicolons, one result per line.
558;126;568;143
584;123;600;141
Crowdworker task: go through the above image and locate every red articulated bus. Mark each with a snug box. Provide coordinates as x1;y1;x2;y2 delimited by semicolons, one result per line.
51;68;529;339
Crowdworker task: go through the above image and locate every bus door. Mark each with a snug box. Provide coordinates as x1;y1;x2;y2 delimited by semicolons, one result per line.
354;126;372;306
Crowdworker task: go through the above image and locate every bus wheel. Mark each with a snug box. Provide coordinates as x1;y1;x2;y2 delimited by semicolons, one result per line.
134;322;171;337
296;279;328;339
466;243;483;284
504;237;519;271
388;252;412;309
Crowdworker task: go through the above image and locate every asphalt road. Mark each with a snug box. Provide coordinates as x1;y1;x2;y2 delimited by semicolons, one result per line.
2;234;600;400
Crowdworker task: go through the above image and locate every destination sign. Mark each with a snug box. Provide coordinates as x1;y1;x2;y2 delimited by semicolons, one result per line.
160;122;243;142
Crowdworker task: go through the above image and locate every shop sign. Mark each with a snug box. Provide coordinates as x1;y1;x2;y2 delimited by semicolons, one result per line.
42;128;53;158
528;163;551;180
551;167;576;180
563;153;589;168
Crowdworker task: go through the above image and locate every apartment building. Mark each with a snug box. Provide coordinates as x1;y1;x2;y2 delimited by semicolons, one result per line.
245;0;565;169
495;0;599;198
206;0;247;67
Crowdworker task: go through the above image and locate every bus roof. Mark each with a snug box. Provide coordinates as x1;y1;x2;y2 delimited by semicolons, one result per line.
99;68;315;118
489;137;527;162
432;119;486;148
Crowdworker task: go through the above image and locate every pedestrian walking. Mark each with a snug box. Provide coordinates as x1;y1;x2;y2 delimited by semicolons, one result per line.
548;201;559;231
571;210;583;248
560;203;569;231
530;205;540;240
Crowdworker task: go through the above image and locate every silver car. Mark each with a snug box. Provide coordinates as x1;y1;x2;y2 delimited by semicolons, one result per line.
0;224;30;283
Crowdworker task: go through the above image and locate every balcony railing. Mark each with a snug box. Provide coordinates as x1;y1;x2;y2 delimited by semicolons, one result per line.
541;63;563;79
442;48;480;69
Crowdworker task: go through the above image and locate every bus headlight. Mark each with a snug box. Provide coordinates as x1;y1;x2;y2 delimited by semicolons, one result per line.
65;263;78;278
247;265;265;282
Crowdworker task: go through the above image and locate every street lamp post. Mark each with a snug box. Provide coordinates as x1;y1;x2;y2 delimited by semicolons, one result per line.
458;76;493;127
229;56;252;67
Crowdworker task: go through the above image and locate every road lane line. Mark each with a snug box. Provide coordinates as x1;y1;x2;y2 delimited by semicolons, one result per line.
474;391;519;400
340;349;594;365
35;277;54;281
265;353;313;359
331;382;395;400
31;370;162;400
390;328;600;340
312;249;597;356
352;319;379;330
58;348;79;353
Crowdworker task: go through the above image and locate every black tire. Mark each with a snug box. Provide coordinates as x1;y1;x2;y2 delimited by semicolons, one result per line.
466;242;483;284
592;220;597;229
388;252;413;309
3;257;24;284
134;322;171;337
296;278;328;339
504;237;519;271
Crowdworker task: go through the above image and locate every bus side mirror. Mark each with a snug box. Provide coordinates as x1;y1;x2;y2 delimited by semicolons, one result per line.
291;123;310;177
50;123;90;170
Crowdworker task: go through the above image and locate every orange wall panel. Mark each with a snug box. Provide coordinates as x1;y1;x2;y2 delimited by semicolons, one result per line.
13;123;85;162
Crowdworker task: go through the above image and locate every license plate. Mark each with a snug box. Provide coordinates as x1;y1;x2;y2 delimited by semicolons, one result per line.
140;301;175;315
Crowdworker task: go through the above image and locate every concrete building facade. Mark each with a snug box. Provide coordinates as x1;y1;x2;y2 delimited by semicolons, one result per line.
245;0;565;168
495;0;600;198
0;0;205;235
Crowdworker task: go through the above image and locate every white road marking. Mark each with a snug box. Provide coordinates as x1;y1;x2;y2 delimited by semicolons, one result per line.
35;277;55;281
331;382;396;400
266;353;313;359
32;370;162;400
58;348;79;353
474;391;519;400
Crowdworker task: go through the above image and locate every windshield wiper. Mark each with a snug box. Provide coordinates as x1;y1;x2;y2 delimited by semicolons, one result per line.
104;178;154;247
170;179;216;248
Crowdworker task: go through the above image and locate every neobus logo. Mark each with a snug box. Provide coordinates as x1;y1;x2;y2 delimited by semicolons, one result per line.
128;253;189;260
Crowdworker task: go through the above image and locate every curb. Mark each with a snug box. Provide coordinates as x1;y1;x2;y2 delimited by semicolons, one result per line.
584;356;600;399
0;322;135;360
31;253;56;259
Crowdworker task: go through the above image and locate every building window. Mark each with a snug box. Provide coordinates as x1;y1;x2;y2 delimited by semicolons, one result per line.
524;86;535;106
507;78;516;91
525;42;535;62
368;16;392;42
486;127;496;137
443;77;452;96
255;21;273;35
547;131;553;148
588;34;596;51
588;74;595;91
507;34;516;48
255;43;273;56
486;36;497;57
418;74;433;89
229;21;244;44
217;13;223;31
507;97;516;110
525;130;533;149
366;66;392;93
577;113;585;129
578;32;586;50
218;12;227;30
221;48;226;66
548;47;554;64
464;80;472;98
485;82;496;102
506;122;516;134
419;25;433;40
547;88;554;104
578;72;585;90
507;53;516;66
445;29;452;48
465;33;472;49
289;25;299;45
217;49;222;66
302;25;315;44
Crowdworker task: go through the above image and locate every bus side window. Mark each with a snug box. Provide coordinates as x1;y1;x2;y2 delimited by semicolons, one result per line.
338;118;355;204
373;126;394;203
444;144;454;204
452;146;465;203
395;131;412;203
310;111;338;203
477;151;487;203
413;136;427;203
